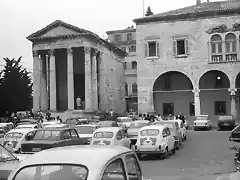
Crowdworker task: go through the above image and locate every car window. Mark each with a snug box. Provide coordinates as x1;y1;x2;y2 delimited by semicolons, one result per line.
162;129;167;137
70;129;78;138
101;158;127;180
166;128;171;136
62;130;71;139
116;131;122;140
125;154;142;180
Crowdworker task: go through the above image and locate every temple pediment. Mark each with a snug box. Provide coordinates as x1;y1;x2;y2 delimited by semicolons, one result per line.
40;26;79;38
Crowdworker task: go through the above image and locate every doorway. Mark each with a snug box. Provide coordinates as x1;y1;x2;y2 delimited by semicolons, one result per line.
162;103;174;117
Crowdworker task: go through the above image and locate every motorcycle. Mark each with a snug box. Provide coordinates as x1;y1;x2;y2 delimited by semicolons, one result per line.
234;147;240;171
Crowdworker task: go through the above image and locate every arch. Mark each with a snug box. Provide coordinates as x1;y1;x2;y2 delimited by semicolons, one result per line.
132;61;137;69
198;70;230;89
236;72;240;88
132;83;138;94
125;82;128;96
153;71;194;91
211;34;222;41
210;34;222;54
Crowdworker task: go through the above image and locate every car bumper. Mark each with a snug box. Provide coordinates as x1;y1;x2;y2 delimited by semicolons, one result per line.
194;125;210;129
230;137;240;142
135;149;165;154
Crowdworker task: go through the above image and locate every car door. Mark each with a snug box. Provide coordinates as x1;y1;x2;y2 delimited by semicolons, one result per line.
124;153;143;180
166;127;174;150
121;130;130;148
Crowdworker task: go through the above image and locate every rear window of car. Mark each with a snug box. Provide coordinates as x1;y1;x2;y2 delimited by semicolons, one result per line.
32;130;61;141
13;164;88;180
5;132;23;139
75;126;95;134
140;129;159;136
93;131;113;138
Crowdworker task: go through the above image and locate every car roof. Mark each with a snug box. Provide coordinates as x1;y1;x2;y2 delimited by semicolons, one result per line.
94;127;121;133
132;120;150;123
41;121;57;124
140;124;166;131
18;145;132;169
37;127;72;131
76;124;98;127
17;124;37;127
45;124;67;127
7;128;36;134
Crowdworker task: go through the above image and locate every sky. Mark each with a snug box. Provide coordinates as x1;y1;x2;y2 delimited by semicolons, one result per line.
0;0;223;73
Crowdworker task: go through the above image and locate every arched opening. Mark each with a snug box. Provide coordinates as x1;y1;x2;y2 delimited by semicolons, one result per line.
132;61;137;69
199;70;230;123
210;34;223;63
153;71;193;118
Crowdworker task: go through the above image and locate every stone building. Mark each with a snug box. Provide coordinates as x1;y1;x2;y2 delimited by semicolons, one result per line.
27;20;126;114
106;27;138;112
133;0;240;123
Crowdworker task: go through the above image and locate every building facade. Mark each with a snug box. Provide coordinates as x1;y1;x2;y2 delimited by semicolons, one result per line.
28;20;126;114
134;0;240;124
106;27;138;112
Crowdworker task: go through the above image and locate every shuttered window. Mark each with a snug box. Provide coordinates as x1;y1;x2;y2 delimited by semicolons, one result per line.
173;38;189;57
145;40;160;58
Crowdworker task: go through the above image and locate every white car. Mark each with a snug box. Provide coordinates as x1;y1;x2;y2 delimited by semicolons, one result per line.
75;124;99;143
170;119;187;140
91;127;132;149
44;123;69;129
135;125;175;159
116;117;133;128
2;128;37;153
15;124;40;129
41;121;59;128
7;146;151;180
194;115;212;131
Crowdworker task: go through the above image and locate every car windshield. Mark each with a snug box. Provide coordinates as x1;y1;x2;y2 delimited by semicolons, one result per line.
195;116;208;120
0;145;16;162
32;130;61;141
117;118;132;122
129;122;148;128
140;129;159;136
75;126;95;134
93;131;113;138
13;164;88;180
5;132;23;139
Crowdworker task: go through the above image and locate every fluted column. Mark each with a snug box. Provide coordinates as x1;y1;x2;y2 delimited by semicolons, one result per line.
92;50;98;110
84;47;92;110
40;53;48;111
32;50;41;111
193;88;201;116
49;49;57;111
67;48;74;110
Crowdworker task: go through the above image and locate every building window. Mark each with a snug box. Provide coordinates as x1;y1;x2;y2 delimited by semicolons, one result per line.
225;33;237;61
145;40;159;58
189;102;195;116
120;46;127;52
210;34;223;62
214;101;226;115
125;82;128;96
132;61;137;69
129;45;136;52
114;35;121;42
132;83;137;94
127;33;132;41
124;62;127;70
173;38;189;57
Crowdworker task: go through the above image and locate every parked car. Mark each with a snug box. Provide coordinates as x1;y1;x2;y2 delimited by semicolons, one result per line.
7;146;151;180
218;115;236;130
0;144;20;180
229;125;240;142
135;125;175;159
116;117;133;128
97;120;118;128
20;128;88;153
2;128;37;153
170;119;187;141
194;115;212;131
153;120;182;150
91;127;132;149
15;124;41;129
75;124;99;144
127;120;151;145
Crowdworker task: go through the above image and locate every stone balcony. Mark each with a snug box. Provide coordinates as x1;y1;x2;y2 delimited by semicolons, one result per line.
209;53;240;64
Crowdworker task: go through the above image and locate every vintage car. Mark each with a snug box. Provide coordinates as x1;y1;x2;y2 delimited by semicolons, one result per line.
116;117;133;128
218;115;236;130
41;121;59;128
75;124;99;144
44;123;69;129
194;115;212;131
2;128;37;153
97;120;119;128
15;124;41;129
20;128;88;153
135;125;175;159
91;127;132;149
0;144;21;180
169;119;187;141
7;145;151;180
127;120;151;145
0;123;14;131
229;125;240;142
152;121;182;150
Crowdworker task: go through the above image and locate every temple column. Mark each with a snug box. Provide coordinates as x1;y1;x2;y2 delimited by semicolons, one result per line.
193;88;201;116
229;88;237;118
49;49;57;111
45;54;50;110
40;52;48;111
32;50;41;111
92;50;98;110
84;47;92;110
67;48;74;110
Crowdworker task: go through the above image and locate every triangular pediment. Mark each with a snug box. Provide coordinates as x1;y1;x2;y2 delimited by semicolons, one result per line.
40;25;79;37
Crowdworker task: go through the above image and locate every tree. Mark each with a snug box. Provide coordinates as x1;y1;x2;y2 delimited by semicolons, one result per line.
145;6;153;16
0;57;32;115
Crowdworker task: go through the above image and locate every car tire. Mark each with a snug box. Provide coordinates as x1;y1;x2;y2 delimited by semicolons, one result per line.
194;127;197;131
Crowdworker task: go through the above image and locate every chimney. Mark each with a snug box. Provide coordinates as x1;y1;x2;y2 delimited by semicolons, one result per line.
196;0;201;4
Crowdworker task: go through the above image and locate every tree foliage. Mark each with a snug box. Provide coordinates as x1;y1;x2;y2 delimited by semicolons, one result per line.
0;57;32;115
145;6;154;16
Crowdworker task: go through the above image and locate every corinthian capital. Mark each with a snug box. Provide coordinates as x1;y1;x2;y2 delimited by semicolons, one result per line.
32;50;39;58
48;49;55;57
67;48;73;55
84;47;91;54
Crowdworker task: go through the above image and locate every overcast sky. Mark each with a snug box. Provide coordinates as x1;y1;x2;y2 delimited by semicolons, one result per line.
0;0;222;72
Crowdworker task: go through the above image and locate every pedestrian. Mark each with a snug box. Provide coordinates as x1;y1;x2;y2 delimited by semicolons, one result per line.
76;96;81;110
56;116;62;123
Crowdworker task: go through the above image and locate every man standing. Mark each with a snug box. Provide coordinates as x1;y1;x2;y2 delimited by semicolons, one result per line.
76;96;81;110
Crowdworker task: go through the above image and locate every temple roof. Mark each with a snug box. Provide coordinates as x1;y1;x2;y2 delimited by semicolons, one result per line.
133;0;240;24
27;20;127;57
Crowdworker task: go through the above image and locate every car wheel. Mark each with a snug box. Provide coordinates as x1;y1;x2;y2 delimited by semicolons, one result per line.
194;127;197;131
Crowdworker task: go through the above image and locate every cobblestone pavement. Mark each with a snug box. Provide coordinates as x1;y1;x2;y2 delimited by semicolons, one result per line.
139;130;238;180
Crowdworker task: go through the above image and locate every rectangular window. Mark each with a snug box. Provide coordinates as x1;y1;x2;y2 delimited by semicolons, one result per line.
214;101;226;115
114;35;121;42
189;102;195;116
145;40;159;58
173;38;189;57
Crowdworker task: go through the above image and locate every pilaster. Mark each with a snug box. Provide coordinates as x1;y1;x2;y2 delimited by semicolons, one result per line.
40;52;48;111
67;48;74;110
49;49;57;111
228;88;237;118
84;47;92;110
92;49;98;110
193;88;201;116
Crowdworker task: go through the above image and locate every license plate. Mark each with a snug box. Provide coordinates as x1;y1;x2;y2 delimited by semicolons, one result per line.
32;148;41;152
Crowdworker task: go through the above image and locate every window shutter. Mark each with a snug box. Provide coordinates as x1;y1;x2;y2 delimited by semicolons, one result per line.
185;39;189;55
173;40;177;56
156;41;160;57
145;43;148;57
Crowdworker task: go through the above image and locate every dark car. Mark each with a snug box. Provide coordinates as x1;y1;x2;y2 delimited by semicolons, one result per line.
97;121;119;128
229;125;240;142
0;144;20;180
20;128;88;153
218;115;236;130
